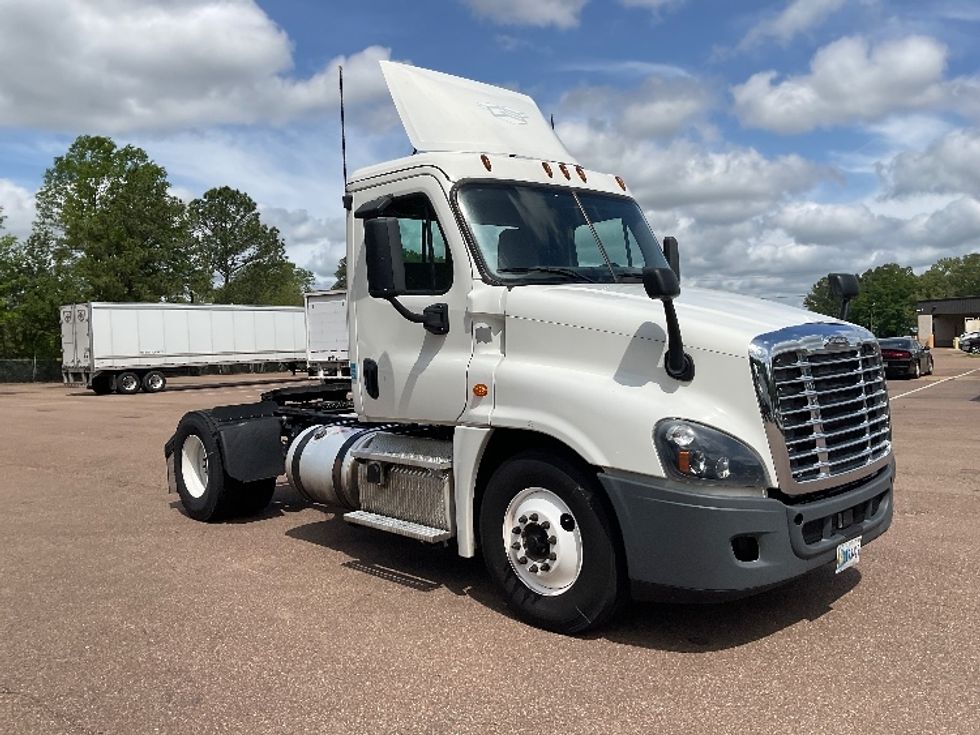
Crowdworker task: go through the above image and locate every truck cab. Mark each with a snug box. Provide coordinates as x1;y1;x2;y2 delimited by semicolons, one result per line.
166;62;893;633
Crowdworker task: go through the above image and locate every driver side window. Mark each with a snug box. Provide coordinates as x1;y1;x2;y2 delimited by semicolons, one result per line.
383;194;453;294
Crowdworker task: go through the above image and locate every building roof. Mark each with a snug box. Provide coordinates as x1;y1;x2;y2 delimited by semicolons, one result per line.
917;296;980;315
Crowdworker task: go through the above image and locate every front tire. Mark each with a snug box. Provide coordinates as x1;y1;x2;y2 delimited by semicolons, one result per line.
926;356;934;375
479;451;624;634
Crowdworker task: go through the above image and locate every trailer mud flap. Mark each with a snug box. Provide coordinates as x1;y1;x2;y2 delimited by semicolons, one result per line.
217;416;285;482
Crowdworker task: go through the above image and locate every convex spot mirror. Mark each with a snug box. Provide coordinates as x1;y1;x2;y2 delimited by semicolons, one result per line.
828;273;860;301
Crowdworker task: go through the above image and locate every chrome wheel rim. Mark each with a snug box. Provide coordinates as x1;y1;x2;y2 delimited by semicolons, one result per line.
119;374;139;393
180;435;209;499
146;373;164;391
502;487;583;596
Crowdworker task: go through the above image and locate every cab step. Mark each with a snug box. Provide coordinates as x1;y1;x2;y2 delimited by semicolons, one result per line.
343;510;453;543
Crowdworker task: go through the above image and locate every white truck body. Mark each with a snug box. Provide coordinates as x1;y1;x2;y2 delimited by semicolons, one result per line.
166;62;895;633
62;302;305;393
304;291;349;376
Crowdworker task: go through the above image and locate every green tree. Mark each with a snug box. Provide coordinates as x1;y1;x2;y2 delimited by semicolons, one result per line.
220;259;314;306
803;275;840;318
34;135;192;302
918;254;980;299
849;263;919;337
0;218;70;360
331;256;347;290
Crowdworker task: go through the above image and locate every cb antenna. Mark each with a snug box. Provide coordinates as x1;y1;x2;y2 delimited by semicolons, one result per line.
339;65;348;187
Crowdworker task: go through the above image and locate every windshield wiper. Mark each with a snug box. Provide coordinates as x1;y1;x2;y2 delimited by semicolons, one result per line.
497;266;598;283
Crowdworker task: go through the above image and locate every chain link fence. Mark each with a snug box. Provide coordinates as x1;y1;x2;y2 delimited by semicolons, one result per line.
0;359;64;383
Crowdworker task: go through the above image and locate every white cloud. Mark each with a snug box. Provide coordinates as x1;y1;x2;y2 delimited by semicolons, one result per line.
879;127;980;199
732;35;949;133
461;0;587;29
560;77;710;139
740;0;847;49
261;206;347;288
0;179;35;240
0;0;393;132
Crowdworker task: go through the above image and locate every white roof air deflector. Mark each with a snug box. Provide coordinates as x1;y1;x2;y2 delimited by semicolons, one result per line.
379;61;576;163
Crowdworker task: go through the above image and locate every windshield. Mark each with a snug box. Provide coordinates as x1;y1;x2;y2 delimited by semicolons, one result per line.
456;183;669;284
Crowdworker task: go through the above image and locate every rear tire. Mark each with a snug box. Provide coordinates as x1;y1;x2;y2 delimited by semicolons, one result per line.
910;361;921;379
173;412;237;522
479;451;624;634
116;371;141;395
90;374;113;395
142;370;167;393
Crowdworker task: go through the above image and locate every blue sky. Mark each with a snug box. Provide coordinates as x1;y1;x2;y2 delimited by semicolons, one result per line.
1;0;978;301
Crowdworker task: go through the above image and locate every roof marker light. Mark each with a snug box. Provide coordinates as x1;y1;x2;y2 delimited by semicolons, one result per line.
575;165;587;183
481;154;492;171
542;161;553;178
558;163;571;180
615;175;627;191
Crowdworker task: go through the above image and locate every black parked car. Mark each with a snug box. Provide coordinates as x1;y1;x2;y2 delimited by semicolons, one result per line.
879;337;933;379
958;331;980;354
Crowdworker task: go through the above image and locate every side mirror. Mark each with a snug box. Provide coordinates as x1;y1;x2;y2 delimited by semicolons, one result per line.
828;272;860;321
364;217;405;298
641;266;693;382
662;236;680;280
642;267;680;300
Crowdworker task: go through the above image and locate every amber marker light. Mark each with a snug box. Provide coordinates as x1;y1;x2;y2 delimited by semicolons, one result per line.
615;175;627;191
481;154;492;171
472;383;489;397
542;161;553;178
677;449;691;475
558;163;571;179
575;165;587;182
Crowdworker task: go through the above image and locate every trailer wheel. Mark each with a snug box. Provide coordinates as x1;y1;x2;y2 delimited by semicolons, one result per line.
90;374;113;395
173;413;237;522
142;370;167;393
479;451;624;634
116;371;141;395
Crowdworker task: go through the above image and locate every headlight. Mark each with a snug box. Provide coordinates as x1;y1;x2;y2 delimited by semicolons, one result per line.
654;419;769;489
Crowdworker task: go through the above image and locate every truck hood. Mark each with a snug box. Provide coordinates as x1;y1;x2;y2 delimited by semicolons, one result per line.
504;283;837;359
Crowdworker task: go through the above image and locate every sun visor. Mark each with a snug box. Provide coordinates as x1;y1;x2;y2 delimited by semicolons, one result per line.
379;61;576;163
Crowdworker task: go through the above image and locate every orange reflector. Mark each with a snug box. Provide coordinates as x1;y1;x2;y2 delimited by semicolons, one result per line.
472;383;489;398
575;165;587;182
677;449;691;475
558;163;570;180
481;154;492;171
615;175;627;191
542;161;553;178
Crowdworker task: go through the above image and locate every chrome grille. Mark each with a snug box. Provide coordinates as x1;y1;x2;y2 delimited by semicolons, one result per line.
751;325;893;494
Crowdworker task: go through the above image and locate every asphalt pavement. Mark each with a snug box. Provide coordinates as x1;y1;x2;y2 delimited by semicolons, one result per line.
1;353;978;734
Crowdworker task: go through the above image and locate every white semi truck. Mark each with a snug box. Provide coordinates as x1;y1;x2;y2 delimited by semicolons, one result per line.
62;302;306;394
165;63;893;632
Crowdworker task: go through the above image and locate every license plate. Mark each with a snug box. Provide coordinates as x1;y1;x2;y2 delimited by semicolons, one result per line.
836;536;862;573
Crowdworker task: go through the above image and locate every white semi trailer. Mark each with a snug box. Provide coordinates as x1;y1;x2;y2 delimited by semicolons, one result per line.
304;290;349;378
165;63;893;633
62;302;306;394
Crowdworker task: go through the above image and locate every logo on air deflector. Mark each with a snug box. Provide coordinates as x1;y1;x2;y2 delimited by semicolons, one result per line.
478;102;529;125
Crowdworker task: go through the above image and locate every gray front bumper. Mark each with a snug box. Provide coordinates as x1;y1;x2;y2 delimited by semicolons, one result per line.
599;461;894;601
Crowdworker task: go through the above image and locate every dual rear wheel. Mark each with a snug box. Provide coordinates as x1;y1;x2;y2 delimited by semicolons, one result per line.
173;413;276;522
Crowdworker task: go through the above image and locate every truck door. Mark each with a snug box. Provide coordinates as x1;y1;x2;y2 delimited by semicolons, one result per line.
350;175;471;423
